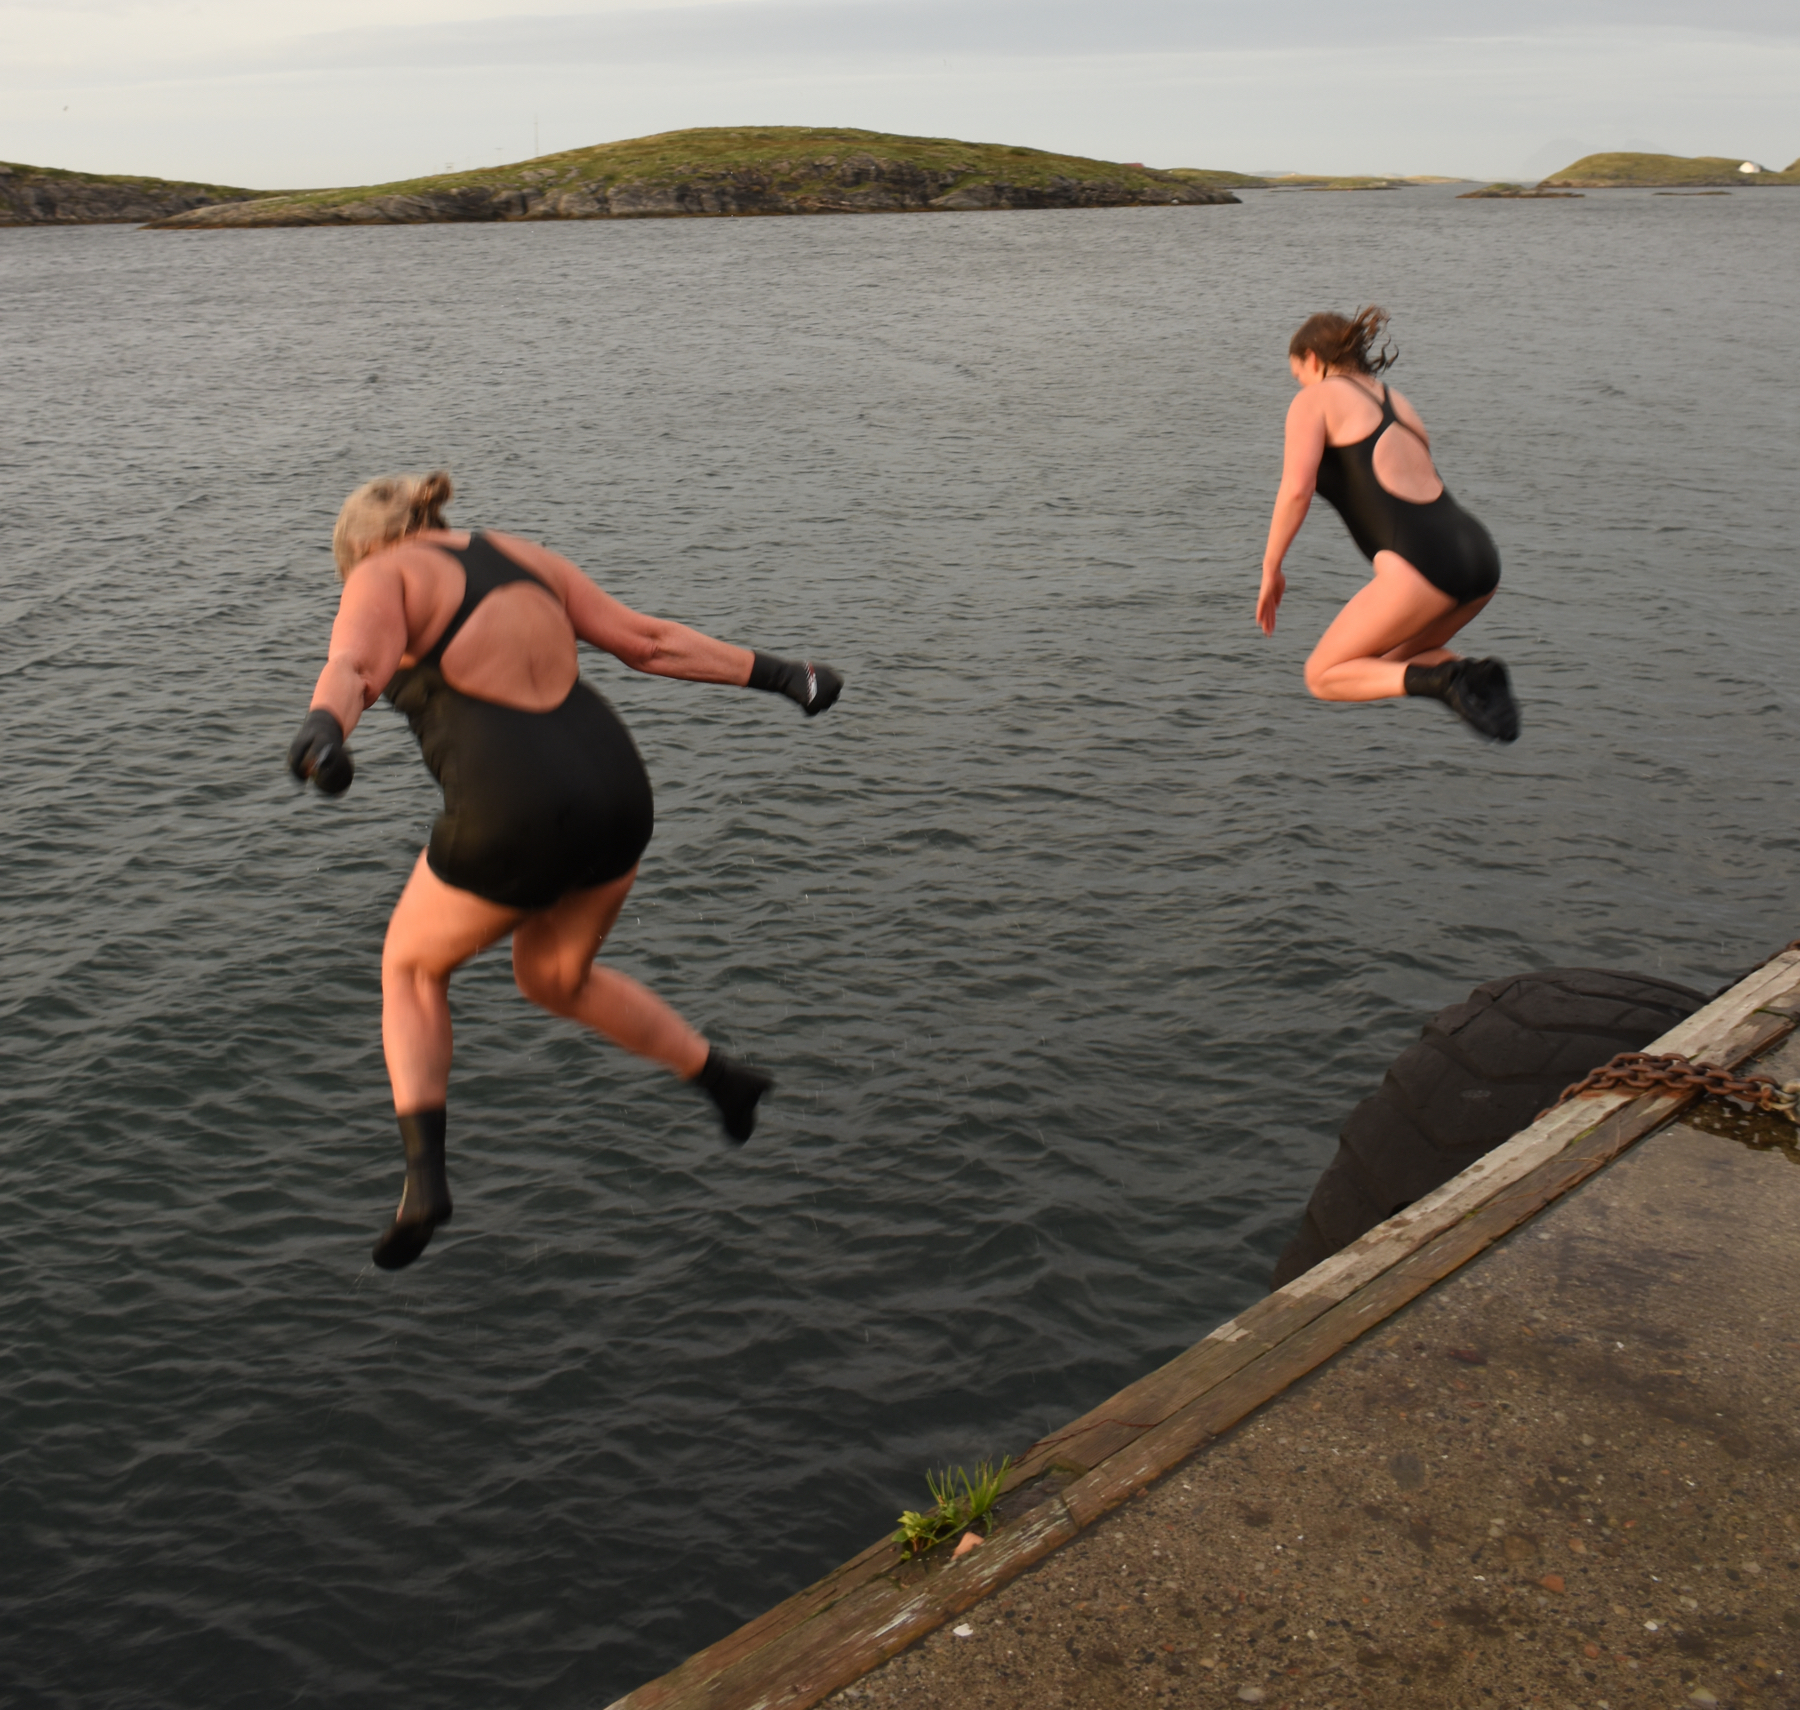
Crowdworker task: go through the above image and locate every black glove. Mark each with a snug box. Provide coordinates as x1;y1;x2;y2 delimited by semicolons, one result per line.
287;708;355;795
748;652;843;717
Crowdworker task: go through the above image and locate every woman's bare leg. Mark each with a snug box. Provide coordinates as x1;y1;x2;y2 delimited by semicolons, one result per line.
510;867;707;1077
1378;589;1495;669
1303;552;1489;702
511;869;771;1140
372;851;524;1269
381;850;525;1109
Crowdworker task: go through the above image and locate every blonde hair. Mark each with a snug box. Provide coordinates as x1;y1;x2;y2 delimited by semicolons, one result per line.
331;470;453;577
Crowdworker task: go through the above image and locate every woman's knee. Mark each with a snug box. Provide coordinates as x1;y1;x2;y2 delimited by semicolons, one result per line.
512;943;586;1014
1302;656;1338;699
381;936;430;993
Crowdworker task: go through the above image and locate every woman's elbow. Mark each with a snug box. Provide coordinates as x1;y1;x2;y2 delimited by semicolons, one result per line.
616;626;668;673
326;650;385;706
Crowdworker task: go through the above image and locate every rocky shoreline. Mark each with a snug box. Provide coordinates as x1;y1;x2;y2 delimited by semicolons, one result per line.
0;162;261;225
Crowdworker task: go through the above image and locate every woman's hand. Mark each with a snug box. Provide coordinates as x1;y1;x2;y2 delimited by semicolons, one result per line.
288;708;355;794
1257;566;1286;635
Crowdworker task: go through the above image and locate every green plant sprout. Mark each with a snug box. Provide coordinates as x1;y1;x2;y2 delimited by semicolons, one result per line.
891;1457;1012;1556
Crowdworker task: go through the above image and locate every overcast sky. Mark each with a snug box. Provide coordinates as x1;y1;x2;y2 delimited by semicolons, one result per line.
4;0;1797;189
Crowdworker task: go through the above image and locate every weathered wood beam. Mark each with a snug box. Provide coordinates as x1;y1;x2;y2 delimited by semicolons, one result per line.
605;949;1800;1710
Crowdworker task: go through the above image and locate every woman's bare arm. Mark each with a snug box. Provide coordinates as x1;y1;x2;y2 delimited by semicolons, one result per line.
487;531;753;684
309;558;412;736
1259;390;1328;634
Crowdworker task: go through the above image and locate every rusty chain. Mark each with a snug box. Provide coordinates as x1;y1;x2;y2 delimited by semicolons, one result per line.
1544;1052;1800;1123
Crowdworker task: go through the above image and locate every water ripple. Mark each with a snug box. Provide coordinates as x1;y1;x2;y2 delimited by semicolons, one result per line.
2;191;1797;1706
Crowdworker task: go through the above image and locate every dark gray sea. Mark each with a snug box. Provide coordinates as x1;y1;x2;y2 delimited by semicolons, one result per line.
3;184;1797;1707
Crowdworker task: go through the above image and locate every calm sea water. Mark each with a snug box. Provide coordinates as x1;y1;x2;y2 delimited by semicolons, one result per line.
3;186;1797;1707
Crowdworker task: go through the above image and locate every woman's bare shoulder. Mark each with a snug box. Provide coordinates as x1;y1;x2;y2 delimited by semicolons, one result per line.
400;529;471;561
1323;373;1384;404
1384;386;1429;433
1310;374;1382;443
1285;383;1327;424
352;532;466;579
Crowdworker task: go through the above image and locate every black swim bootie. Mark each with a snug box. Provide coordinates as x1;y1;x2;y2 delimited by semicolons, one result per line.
1405;657;1519;744
1457;658;1520;743
694;1048;773;1144
372;1107;454;1271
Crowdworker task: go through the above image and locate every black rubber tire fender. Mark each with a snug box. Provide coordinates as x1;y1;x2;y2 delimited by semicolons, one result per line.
1268;967;1706;1290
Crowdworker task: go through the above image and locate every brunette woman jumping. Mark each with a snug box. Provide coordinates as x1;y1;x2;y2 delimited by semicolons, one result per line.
287;472;843;1270
1258;307;1518;741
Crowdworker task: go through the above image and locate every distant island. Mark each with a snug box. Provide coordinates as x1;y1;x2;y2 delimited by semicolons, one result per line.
1539;151;1800;189
1168;169;1464;192
1458;184;1582;200
1162;168;1269;188
138;127;1238;229
0;160;260;224
17;142;1798;229
1266;174;1463;192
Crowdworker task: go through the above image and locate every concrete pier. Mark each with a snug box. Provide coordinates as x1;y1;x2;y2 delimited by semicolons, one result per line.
829;1043;1800;1708
610;950;1800;1710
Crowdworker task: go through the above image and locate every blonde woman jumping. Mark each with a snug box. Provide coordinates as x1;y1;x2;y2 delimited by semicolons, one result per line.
288;473;842;1270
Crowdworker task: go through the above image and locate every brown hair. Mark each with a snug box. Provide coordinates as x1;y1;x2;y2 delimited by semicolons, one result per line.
1288;307;1396;376
331;470;453;578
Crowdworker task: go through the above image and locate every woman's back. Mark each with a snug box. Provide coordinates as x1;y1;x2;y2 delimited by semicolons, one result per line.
1316;376;1442;505
381;529;580;713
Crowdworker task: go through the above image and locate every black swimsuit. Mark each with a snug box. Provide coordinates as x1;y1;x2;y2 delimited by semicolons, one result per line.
1313;383;1501;605
384;533;654;910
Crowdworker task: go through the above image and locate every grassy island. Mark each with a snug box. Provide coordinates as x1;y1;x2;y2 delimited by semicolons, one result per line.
1541;151;1800;189
1458;183;1582;200
0;160;261;224
1265;173;1462;191
147;126;1239;229
1165;169;1466;192
1162;167;1271;188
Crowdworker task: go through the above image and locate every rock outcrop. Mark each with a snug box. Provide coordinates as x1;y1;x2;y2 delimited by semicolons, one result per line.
147;129;1238;229
1457;183;1582;199
0;162;262;224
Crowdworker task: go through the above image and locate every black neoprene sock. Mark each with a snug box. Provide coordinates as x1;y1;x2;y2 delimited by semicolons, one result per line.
1404;657;1520;743
1403;661;1458;700
694;1048;773;1144
372;1107;454;1271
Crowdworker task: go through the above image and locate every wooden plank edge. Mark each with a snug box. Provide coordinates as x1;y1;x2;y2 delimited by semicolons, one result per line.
619;1536;910;1706
1007;949;1800;1484
1055;995;1800;1528
739;1501;1080;1710
998;1090;1611;1488
605;1502;1078;1710
1060;1086;1700;1523
605;949;1800;1710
